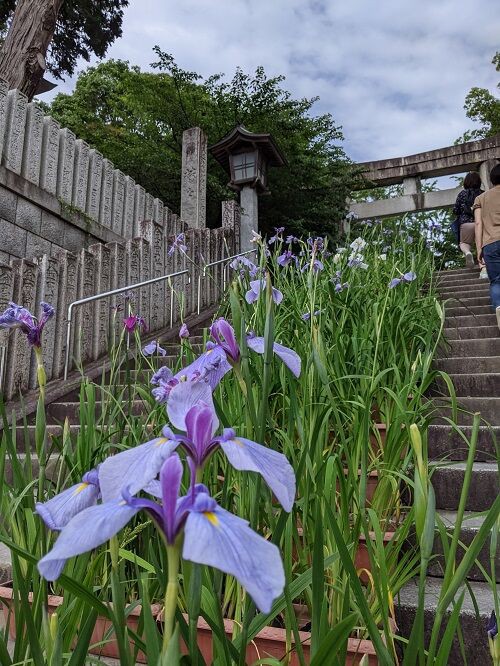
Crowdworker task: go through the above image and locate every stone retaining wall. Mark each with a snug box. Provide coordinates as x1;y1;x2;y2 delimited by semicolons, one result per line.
0;79;176;261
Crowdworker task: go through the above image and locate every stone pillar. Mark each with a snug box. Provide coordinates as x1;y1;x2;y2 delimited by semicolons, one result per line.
75;249;96;366
72;139;90;211
56;128;76;204
89;244;111;359
21;102;44;185
111;170;126;236
108;241;127;341
402;177;421;195
134;185;145;236
5;259;38;400
0;263;14;396
0;78;8;161
125;239;141;314
40;117;60;196
239;186;259;252
33;255;60;385
222;199;241;254
180;127;207;229
52;250;78;378
86;150;103;221
99;159;114;228
479;160;497;191
3;89;28;174
123;176;136;239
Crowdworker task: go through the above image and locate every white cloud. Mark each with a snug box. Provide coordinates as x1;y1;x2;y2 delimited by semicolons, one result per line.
48;0;500;163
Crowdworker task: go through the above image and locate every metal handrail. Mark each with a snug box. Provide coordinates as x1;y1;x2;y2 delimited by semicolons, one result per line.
64;268;189;379
196;249;257;315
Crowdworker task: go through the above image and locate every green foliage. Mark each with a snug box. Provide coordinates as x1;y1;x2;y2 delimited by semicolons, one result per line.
0;0;129;80
46;53;356;237
457;51;500;142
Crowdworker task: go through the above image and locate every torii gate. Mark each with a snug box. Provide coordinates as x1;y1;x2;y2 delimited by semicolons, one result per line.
349;135;500;221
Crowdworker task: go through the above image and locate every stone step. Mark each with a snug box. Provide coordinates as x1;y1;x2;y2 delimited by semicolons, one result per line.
396;577;497;665
438;284;490;297
440;338;500;358
445;314;497;328
428;511;500;582
433;396;500;426
444;326;499;340
435;267;480;278
435;355;500;374
431;461;498;511
4;453;61;485
46;399;149;423
445;295;491;308
0;544;12;585
437;277;489;290
14;423;80;449
428;425;498;462
434;373;500;397
444;304;492;317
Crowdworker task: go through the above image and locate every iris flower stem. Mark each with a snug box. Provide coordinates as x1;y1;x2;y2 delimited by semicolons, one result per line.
162;544;180;654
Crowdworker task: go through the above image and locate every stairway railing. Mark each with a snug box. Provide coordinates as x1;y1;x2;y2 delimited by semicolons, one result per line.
196;249;257;315
63;269;190;380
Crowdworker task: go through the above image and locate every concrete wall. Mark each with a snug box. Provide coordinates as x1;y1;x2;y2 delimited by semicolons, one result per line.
0;79;175;261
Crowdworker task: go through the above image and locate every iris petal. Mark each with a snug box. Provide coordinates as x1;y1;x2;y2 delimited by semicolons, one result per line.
246;336;301;378
167;381;218;432
183;504;285;613
38;500;139;581
219;435;295;512
99;432;178;502
36;482;100;531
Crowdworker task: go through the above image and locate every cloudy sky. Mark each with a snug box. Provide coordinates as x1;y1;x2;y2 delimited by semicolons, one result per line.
52;0;499;164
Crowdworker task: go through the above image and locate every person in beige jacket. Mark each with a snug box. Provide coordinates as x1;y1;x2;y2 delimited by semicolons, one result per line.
473;164;500;330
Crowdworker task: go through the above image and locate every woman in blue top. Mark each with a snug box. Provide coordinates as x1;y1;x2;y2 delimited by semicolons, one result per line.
452;172;483;269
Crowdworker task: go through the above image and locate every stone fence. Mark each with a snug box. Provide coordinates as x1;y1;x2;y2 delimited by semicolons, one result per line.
0;78;179;263
0;220;236;402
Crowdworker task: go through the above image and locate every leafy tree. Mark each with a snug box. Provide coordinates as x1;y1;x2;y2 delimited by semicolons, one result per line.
458;52;500;142
46;52;356;236
0;0;128;98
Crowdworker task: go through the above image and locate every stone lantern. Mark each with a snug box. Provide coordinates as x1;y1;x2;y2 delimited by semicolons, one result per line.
210;125;286;250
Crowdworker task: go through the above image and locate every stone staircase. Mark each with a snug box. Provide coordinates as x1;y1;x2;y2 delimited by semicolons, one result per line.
397;267;500;664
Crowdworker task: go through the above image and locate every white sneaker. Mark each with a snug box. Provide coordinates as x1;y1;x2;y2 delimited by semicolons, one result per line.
480;268;488;279
465;252;474;268
496;306;500;333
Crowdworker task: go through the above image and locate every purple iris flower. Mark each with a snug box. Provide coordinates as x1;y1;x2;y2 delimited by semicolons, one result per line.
179;323;190;339
143;341;167;356
124;315;147;333
487;611;498;639
36;469;100;531
277;250;297;267
389;278;402;289
100;383;295;511
301;310;322;321
268;227;285;244
245;279;283;305
153;319;300;398
301;259;324;274
38;454;285;613
403;271;416;282
335;282;349;293
229;256;260;278
0;301;54;348
285;235;298;244
167;233;187;257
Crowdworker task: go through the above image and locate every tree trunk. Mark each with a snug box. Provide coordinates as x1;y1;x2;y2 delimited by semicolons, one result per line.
0;0;64;100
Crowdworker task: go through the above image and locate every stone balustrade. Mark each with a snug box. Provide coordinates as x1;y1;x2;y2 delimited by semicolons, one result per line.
0;221;236;402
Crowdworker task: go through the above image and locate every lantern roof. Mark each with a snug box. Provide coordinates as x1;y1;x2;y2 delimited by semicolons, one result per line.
210;125;286;174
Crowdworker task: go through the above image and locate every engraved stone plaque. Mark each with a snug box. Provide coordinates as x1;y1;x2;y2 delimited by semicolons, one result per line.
21;102;44;185
40;117;60;196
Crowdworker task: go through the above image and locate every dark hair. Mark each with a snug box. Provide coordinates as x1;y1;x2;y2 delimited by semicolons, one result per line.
490;164;500;186
463;172;481;189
